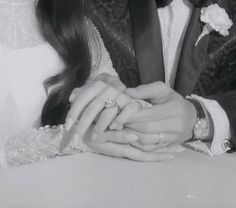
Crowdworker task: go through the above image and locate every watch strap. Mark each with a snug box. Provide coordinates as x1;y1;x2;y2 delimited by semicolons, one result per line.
187;98;206;120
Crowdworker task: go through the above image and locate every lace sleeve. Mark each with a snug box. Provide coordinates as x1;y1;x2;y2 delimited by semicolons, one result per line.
86;19;118;82
0;126;91;168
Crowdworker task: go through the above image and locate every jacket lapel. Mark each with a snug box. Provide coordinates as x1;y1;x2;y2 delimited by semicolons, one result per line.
128;0;165;84
174;7;210;96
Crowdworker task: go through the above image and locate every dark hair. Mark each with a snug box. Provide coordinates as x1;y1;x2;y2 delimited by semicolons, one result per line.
36;0;92;125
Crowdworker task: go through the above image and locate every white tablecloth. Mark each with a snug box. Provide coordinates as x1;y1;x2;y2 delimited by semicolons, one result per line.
0;149;235;208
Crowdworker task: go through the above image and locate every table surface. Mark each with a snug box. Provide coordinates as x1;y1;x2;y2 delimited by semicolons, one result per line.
0;149;235;208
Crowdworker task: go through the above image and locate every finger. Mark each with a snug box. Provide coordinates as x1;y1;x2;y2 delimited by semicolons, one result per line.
65;81;107;130
69;85;91;103
125;130;164;145
128;129;180;146
115;91;134;109
95;129;162;145
88;142;174;162
72;86;120;141
154;144;185;154
126;103;178;123
130;141;166;152
110;79;126;91
93;130;138;144
93;107;119;134
125;118;182;134
125;81;172;100
110;101;142;130
69;88;80;103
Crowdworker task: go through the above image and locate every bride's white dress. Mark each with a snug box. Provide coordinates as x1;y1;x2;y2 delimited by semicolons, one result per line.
0;0;117;167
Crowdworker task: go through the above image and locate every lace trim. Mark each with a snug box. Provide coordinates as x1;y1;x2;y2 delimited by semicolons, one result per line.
86;19;116;82
86;19;102;79
0;0;44;49
0;125;92;168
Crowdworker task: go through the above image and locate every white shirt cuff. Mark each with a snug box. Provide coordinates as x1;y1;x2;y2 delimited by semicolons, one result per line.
189;95;231;155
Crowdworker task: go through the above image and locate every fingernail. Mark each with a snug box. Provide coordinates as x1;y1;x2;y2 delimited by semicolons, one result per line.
69;88;79;102
91;133;98;141
71;134;80;147
65;118;73;131
127;133;138;142
69;93;76;102
110;123;123;130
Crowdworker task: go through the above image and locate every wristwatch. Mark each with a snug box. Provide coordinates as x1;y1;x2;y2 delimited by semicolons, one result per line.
187;98;210;141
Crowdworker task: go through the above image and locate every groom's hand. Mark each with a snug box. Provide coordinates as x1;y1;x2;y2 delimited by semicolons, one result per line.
85;129;175;162
111;82;197;146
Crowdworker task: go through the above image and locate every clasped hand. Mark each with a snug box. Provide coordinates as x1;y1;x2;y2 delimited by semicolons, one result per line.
64;74;197;161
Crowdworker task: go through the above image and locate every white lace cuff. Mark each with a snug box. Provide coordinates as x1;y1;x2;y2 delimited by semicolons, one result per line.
189;94;231;155
0;126;93;168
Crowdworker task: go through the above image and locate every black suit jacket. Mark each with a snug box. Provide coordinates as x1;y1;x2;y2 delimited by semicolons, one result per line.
90;0;236;147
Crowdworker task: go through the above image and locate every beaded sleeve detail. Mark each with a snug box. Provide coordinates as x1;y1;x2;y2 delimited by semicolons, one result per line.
0;126;91;168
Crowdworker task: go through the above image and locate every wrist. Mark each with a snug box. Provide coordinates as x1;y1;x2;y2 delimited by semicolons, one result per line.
186;97;212;141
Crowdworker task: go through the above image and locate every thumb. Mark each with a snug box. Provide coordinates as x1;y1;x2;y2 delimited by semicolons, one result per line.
125;82;171;100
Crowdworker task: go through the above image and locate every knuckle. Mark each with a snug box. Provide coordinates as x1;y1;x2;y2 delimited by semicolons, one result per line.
95;80;107;88
138;139;149;145
112;81;126;91
139;145;153;152
104;85;117;95
155;81;165;89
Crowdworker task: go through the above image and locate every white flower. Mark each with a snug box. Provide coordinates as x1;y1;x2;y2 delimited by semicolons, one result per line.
195;4;233;46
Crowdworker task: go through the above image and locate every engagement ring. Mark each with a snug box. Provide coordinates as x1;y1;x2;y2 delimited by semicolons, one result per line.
105;98;117;109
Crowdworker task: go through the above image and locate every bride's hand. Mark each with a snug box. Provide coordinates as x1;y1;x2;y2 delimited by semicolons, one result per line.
65;74;133;146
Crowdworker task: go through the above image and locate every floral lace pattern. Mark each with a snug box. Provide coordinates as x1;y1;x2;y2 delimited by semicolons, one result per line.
0;125;91;168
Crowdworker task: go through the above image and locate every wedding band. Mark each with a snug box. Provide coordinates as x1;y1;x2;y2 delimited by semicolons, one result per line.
105;98;117;109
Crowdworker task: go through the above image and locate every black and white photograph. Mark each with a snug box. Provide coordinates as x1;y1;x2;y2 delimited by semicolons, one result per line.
0;0;235;207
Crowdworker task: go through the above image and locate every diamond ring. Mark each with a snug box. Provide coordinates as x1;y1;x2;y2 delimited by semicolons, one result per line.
105;98;117;109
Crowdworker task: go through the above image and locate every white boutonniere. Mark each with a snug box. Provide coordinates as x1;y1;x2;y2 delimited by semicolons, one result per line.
195;4;233;46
